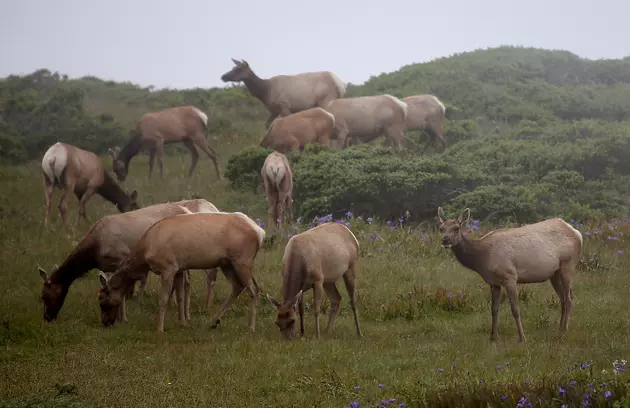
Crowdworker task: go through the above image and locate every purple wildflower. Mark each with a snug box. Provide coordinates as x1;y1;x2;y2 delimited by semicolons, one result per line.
618;250;623;255
496;364;504;370
604;390;612;398
500;395;507;401
437;368;444;373
367;217;373;224
353;386;360;391
399;404;405;407
346;211;353;218
559;387;566;394
349;401;360;408
378;384;384;389
388;398;396;403
407;291;412;296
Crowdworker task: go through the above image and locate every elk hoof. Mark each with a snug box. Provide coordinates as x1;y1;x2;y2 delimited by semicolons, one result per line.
210;319;220;329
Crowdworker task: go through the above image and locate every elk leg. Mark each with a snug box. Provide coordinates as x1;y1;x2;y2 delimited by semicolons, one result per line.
549;272;566;331
298;295;305;337
182;139;200;179
43;174;54;228
194;137;222;180
265;113;278;129
266;190;279;231
173;271;187;326
504;281;525;343
337;128;350;149
155;141;165;179
490;284;501;342
184;271;191;322
209;266;245;329
57;181;74;227
156;272;176;333
312;281;325;339
204;268;218;308
323;283;342;334
385;125;409;150
77;186;97;226
559;262;575;332
343;265;363;337
147;148;156;179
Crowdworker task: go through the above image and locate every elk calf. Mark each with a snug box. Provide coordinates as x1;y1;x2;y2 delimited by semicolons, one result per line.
267;222;362;339
261;152;293;230
260;107;336;153
98;212;265;333
437;207;583;343
41;142;139;227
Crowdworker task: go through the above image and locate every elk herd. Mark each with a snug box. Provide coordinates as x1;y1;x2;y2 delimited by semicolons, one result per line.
36;58;583;343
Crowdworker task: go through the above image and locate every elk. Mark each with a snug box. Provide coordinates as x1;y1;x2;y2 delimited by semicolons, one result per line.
437;207;583;343
266;222;362;340
98;212;265;333
38;199;220;323
41;142;139;228
220;58;346;129
108;105;221;182
402;95;448;152
324;95;409;150
261;152;293;231
260;107;335;153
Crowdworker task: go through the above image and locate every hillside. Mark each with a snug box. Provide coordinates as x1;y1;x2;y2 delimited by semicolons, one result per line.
2;46;630;223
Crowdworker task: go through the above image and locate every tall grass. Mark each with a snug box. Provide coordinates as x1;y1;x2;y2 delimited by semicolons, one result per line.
0;151;629;407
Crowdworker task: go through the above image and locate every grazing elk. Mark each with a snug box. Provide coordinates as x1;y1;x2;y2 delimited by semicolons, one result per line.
41;142;139;228
261;152;294;231
267;222;362;339
108;106;221;182
402;95;448;152
324;95;409;150
220;58;346;129
38;199;219;322
98;212;265;333
260;107;336;153
437;207;583;343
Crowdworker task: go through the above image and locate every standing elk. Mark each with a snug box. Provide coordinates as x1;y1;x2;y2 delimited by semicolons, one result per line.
324;95;409;150
261;152;294;231
108;105;221;182
260;107;336;153
41;142;139;228
402;95;448;152
98;212;265;333
38;199;220;323
267;222;362;340
437;207;583;343
220;58;346;129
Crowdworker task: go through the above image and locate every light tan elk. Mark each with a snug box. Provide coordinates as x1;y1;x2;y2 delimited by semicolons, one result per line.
260;107;336;153
98;212;265;333
220;58;346;128
38;199;219;323
402;95;448;152
109;105;221;181
261;152;293;230
437;207;583;343
325;95;409;150
41;142;139;228
267;222;362;339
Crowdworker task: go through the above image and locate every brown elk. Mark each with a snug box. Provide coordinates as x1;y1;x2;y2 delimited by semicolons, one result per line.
41;142;139;228
267;222;362;340
260;107;336;153
324;95;409;150
220;58;346;129
38;199;220;323
98;212;265;333
402;95;447;152
261;152;294;231
108;106;221;182
437;207;583;343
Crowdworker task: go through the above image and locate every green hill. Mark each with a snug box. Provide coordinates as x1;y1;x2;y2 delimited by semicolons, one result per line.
2;45;630;223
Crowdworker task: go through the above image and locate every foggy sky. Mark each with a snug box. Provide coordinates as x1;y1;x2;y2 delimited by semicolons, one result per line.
1;0;629;90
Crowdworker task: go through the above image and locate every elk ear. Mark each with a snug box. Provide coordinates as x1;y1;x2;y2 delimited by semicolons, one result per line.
458;208;471;225
437;207;446;224
231;58;241;66
38;267;49;283
108;148;117;160
266;293;281;309
99;271;109;289
129;190;138;202
290;290;303;309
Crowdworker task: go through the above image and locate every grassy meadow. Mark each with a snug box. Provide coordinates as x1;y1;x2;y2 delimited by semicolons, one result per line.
1;149;629;408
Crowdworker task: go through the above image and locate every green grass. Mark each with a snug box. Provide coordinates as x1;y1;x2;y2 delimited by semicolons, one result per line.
1;151;629;408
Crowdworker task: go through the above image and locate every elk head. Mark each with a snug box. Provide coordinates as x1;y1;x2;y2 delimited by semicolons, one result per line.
220;58;253;82
437;207;470;248
267;290;303;340
116;190;139;213
97;271;123;327
39;266;67;322
108;146;127;181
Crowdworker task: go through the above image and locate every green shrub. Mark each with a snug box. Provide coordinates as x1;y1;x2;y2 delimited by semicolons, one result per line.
225;146;273;191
